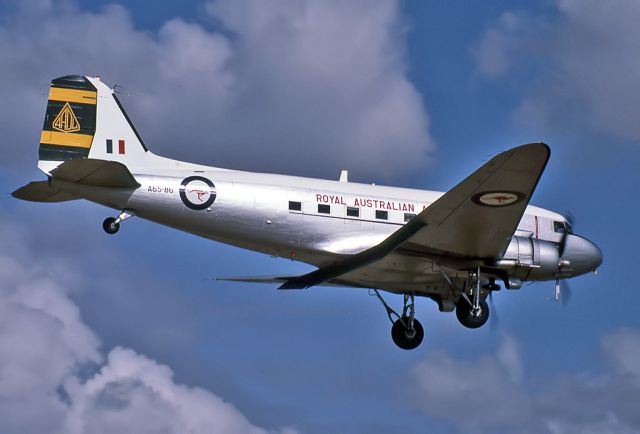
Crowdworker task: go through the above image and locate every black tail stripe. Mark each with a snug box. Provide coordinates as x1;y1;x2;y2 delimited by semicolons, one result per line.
39;144;90;161
51;75;97;91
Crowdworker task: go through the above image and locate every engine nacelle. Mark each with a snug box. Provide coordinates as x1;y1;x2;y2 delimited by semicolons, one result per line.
492;236;560;281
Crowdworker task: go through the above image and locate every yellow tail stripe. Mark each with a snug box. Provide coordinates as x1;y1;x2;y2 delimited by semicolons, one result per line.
48;87;97;104
40;131;93;149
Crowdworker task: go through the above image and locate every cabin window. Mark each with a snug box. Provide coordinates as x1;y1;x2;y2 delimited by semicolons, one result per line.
347;207;360;217
554;221;572;234
404;213;416;222
289;201;302;211
318;204;330;214
375;210;388;220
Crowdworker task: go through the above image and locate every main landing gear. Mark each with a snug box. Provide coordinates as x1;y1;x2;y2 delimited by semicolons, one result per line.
373;289;424;350
374;269;499;349
456;298;489;329
454;268;495;329
102;210;133;235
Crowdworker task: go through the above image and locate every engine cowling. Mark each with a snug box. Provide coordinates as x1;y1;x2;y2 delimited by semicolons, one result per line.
492;236;560;281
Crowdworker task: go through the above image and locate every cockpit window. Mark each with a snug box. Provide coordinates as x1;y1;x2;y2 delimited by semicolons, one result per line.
554;221;573;234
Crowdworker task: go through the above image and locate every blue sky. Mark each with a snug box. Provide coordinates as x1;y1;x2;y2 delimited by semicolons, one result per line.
1;1;639;433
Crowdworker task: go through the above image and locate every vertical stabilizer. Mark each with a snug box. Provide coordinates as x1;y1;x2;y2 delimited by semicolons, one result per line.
85;76;150;167
38;75;97;173
38;75;154;175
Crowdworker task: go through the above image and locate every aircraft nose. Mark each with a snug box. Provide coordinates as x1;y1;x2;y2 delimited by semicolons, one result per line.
562;234;603;277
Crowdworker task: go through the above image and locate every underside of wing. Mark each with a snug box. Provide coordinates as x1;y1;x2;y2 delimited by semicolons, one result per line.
217;275;350;288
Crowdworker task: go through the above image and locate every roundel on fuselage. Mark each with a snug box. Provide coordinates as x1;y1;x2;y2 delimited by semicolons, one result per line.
179;176;216;210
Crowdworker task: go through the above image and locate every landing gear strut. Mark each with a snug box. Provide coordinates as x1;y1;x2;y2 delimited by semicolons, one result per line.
373;290;424;350
102;210;133;235
455;266;491;329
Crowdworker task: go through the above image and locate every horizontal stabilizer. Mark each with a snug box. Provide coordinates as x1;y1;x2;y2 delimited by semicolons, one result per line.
12;181;79;202
51;158;140;188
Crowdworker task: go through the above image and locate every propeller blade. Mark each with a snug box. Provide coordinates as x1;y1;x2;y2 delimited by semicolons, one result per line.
489;291;499;331
564;211;575;229
560;279;572;306
553;278;572;306
558;211;575;258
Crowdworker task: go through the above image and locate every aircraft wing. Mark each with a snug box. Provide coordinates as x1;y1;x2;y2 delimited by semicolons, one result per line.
216;275;353;288
279;143;550;289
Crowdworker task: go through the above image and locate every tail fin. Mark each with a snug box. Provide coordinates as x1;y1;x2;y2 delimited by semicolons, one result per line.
38;76;97;167
38;75;150;174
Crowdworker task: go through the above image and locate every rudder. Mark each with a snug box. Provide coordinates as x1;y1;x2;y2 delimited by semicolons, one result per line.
38;75;152;175
39;75;97;164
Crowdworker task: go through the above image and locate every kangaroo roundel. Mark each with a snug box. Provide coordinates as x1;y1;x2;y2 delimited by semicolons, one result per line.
180;176;216;210
471;191;525;207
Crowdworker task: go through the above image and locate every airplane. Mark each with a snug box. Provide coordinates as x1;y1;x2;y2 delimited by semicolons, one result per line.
13;75;603;350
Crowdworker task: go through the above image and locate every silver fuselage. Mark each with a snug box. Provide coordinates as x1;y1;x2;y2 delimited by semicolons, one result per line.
50;163;600;297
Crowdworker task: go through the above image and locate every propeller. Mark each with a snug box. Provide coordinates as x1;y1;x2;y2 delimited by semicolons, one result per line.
482;277;501;331
554;211;575;305
553;278;572;306
557;211;575;258
488;290;500;331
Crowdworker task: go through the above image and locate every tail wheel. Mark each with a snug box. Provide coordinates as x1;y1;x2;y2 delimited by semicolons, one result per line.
391;317;424;350
102;217;120;234
456;299;489;329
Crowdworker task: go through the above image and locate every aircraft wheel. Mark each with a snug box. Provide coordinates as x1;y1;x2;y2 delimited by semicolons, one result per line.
456;299;489;329
391;317;424;350
102;217;120;235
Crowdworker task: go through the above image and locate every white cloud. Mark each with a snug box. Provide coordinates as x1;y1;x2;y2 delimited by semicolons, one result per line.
473;0;640;143
63;347;280;434
411;336;531;432
472;12;525;78
0;216;295;434
411;332;640;434
2;0;434;180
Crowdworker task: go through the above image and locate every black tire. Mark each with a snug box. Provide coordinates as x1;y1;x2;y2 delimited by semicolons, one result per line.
391;317;424;350
102;217;120;235
456;299;489;329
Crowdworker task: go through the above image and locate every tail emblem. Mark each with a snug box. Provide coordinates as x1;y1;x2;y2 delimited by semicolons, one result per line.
52;102;80;133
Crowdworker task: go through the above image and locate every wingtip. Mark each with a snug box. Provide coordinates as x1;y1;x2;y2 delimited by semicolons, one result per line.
517;141;550;152
278;281;305;290
506;142;551;163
